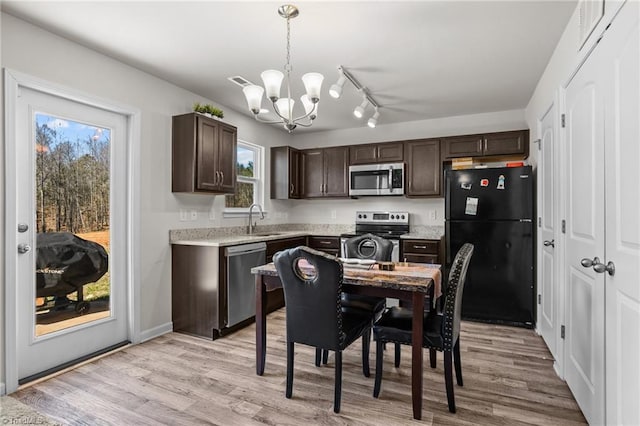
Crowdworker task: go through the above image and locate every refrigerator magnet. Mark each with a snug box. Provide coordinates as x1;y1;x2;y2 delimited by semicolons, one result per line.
497;175;505;190
465;197;478;215
461;182;472;190
480;178;489;187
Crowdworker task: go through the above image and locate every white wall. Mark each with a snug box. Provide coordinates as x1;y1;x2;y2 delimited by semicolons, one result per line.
287;109;528;225
0;12;291;387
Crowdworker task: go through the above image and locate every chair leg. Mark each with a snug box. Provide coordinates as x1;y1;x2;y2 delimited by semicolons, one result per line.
286;342;294;399
453;339;463;386
430;348;437;368
322;349;329;365
444;350;456;413
362;329;371;378
315;347;321;367
394;343;401;367
373;339;384;398
334;351;342;413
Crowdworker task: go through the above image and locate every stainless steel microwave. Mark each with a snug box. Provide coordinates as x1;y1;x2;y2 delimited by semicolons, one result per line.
349;163;405;196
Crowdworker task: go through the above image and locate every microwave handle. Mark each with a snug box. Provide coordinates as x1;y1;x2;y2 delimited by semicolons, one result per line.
388;166;393;192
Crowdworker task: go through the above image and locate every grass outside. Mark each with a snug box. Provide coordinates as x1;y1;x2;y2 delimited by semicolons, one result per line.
71;230;110;302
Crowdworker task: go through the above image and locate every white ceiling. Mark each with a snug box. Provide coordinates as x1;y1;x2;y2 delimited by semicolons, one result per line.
2;1;577;133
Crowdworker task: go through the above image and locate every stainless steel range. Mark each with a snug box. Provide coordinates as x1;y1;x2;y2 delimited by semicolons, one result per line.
340;211;410;262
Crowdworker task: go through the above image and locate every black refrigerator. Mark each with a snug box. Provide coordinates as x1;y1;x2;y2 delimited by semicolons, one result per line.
445;166;534;327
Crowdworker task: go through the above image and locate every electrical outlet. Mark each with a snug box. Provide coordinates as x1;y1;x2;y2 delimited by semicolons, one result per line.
190;210;198;221
429;210;437;221
179;209;188;221
331;210;337;219
209;210;216;221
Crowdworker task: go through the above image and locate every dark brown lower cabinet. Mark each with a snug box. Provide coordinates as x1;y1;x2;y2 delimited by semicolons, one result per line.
307;236;341;256
400;238;442;264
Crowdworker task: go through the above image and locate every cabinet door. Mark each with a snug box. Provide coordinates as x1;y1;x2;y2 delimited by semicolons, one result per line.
323;146;349;197
289;149;301;198
483;130;527;156
441;134;483;158
302;149;324;198
349;144;378;165
217;123;237;193
196;117;222;191
405;139;441;196
377;142;404;162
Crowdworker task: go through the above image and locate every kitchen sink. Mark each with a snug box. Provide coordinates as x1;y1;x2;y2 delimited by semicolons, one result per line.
250;232;286;237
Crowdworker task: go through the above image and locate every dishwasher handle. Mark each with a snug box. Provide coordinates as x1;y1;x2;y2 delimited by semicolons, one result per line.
225;242;267;257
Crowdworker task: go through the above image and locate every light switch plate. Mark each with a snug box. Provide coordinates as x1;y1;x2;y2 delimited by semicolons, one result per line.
429;210;437;221
179;209;188;221
190;210;198;221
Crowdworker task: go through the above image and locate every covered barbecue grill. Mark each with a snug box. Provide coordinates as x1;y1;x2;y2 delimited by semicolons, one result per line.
36;232;108;314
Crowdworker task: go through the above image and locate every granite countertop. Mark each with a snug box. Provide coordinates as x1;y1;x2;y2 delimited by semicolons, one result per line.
170;224;445;247
171;231;311;247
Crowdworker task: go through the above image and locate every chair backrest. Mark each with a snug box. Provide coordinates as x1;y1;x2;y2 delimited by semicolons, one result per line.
344;233;393;261
441;243;474;349
274;246;344;351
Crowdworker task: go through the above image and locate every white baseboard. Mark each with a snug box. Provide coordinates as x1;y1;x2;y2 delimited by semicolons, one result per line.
139;322;173;343
1;382;6;396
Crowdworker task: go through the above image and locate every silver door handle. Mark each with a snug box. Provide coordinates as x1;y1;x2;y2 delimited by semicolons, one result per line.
18;244;31;254
543;239;555;247
581;257;600;268
593;260;615;276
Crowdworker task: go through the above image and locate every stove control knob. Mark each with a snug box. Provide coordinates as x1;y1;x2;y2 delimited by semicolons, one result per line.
401;215;405;220
390;214;395;219
363;214;367;219
358;214;362;219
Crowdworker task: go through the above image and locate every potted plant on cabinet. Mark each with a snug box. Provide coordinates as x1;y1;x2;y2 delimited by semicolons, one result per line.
193;102;224;119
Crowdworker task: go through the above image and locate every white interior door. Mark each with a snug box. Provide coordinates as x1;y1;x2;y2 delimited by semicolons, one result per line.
564;39;606;425
13;86;129;383
602;2;640;424
538;103;558;360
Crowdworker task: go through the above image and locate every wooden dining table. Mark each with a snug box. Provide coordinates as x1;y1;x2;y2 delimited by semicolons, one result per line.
251;261;442;420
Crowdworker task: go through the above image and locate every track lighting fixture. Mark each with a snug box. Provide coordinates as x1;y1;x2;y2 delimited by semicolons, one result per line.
329;73;346;98
367;110;380;128
353;98;369;118
331;65;381;128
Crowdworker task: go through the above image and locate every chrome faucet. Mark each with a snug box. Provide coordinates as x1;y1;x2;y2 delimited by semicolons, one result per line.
248;203;265;234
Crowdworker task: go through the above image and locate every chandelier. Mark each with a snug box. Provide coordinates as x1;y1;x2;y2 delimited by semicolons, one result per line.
242;4;323;132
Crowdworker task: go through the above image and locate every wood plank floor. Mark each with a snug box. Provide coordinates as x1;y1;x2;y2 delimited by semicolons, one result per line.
11;309;586;425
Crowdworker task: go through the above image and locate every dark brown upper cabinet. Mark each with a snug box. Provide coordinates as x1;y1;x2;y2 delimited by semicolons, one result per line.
442;130;529;159
405;138;441;197
349;141;404;165
302;146;349;198
270;146;301;199
172;113;237;194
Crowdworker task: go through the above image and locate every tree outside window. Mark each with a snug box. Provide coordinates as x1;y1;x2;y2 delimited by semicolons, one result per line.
225;141;263;210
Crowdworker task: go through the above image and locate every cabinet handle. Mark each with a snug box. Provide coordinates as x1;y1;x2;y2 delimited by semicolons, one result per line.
483;138;488;152
214;171;220;186
413;245;427;249
319;241;332;245
290;184;294;194
220;171;224;186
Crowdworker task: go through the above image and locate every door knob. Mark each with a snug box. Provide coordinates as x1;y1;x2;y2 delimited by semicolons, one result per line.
593;260;615;276
581;257;600;268
18;244;31;254
543;239;555;247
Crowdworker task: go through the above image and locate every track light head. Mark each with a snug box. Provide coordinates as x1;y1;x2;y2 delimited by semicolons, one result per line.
367;110;380;128
329;75;346;99
353;98;368;118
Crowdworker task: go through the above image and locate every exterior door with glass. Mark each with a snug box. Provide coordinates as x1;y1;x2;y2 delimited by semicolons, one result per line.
12;85;129;385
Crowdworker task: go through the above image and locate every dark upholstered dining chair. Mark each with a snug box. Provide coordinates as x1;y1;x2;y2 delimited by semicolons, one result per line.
372;243;474;413
320;233;392;374
274;246;373;413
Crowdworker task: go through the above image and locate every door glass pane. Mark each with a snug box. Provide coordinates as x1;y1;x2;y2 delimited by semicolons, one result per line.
34;113;111;337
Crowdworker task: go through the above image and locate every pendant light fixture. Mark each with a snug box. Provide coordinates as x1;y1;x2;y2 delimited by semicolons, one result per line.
242;4;323;132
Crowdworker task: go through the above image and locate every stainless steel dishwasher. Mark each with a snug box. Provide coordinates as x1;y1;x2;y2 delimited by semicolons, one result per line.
225;242;266;327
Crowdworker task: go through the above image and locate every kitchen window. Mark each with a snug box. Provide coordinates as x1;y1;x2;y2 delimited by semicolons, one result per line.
224;140;264;215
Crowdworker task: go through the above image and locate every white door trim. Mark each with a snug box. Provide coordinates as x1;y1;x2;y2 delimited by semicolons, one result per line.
3;69;141;394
